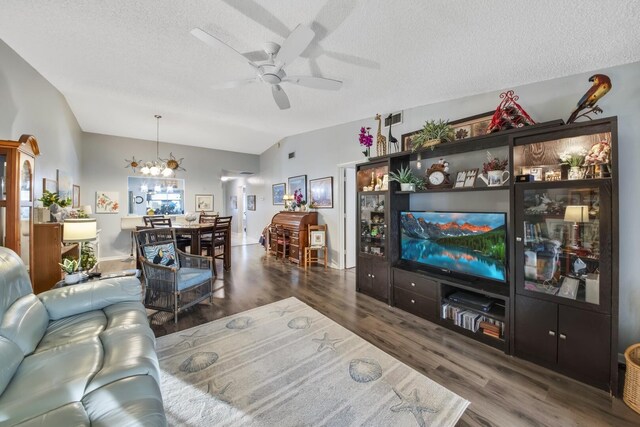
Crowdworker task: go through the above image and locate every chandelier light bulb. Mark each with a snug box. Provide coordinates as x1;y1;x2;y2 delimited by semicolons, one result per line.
140;164;151;175
162;167;173;177
149;164;160;176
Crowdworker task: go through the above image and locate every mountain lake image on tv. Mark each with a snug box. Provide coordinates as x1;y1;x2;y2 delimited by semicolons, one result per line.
400;211;507;283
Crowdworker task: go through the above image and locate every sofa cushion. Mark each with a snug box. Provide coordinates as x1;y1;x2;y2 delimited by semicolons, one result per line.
143;243;178;267
177;267;212;291
38;277;142;320
0;294;48;355
103;301;149;330
13;402;89;427
85;324;159;394
0;339;102;426
82;375;167;427
0;336;23;397
0;249;33;321
34;310;106;354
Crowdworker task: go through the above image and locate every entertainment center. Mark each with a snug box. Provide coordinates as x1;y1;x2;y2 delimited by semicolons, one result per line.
355;117;619;393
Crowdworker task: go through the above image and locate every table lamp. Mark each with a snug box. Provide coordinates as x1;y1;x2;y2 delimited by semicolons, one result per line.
563;205;588;248
283;194;294;211
63;218;97;273
81;205;93;215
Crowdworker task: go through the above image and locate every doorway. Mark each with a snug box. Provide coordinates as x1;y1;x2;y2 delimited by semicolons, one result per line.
338;162;357;270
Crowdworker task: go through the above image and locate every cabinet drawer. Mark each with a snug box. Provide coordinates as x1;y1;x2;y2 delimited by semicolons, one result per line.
394;287;437;322
393;269;438;299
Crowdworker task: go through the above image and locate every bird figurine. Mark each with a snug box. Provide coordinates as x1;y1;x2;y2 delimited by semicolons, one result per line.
387;114;399;153
567;74;612;124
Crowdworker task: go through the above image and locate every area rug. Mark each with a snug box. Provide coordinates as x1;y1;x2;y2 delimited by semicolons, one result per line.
157;297;469;426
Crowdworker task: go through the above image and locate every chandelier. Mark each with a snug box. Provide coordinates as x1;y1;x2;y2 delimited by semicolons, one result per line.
125;115;185;177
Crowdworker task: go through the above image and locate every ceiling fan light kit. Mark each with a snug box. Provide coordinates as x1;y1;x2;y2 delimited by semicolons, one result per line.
191;24;343;110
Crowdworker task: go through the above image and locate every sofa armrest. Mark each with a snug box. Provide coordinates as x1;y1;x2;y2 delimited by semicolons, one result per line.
38;277;143;320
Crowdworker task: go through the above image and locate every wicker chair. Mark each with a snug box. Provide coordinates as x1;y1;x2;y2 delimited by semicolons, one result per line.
135;228;214;323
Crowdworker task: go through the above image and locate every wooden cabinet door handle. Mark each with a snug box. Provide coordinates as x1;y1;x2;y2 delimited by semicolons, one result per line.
411;282;416;287
559;334;567;340
548;331;556;336
411;299;415;304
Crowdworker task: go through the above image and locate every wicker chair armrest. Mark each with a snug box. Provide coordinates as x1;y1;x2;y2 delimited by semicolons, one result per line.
177;250;213;270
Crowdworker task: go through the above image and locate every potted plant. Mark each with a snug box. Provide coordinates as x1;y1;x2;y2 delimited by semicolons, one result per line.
478;151;510;186
559;147;588;180
38;190;72;208
293;189;307;211
388;165;423;192
59;258;81;285
411;119;454;151
358;127;374;158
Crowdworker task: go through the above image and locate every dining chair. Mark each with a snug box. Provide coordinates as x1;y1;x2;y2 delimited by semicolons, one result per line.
202;216;232;271
148;217;190;252
275;224;290;261
304;224;328;269
143;215;164;226
135;228;214;323
199;214;218;224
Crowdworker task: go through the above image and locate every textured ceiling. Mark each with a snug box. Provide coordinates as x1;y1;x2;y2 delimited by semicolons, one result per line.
1;0;639;154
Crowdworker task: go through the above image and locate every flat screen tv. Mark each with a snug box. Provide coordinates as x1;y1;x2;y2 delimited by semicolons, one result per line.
400;211;507;283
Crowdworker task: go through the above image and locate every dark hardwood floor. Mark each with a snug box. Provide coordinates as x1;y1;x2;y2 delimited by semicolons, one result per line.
132;244;638;426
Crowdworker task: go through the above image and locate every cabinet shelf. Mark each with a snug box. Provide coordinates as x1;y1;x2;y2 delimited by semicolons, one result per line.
395;185;508;195
440;319;506;348
515;177;611;188
442;298;506;322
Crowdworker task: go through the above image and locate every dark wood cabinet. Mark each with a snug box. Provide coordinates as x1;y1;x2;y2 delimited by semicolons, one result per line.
357;255;388;302
516;294;612;390
268;211;317;265
392;268;438;322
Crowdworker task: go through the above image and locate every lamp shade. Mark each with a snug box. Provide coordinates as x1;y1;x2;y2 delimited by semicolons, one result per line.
81;205;93;215
564;205;589;223
63;219;97;242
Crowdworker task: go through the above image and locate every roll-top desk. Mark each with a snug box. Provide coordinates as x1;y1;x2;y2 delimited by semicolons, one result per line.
269;211;318;264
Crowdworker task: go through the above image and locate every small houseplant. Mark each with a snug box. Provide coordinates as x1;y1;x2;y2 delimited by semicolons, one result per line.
358;127;374;158
559;147;588;180
388;165;423;192
411;119;454;151
39;190;72;208
59;258;81;285
478;151;510;186
293;189;307;211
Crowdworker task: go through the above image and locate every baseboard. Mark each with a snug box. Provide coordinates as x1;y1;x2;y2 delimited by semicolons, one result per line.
98;255;133;262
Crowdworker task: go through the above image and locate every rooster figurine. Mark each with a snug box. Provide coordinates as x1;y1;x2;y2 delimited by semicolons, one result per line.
567;74;611;124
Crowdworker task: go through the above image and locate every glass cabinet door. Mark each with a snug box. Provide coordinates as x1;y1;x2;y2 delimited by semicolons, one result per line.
359;194;386;257
0;151;6;247
19;154;34;269
515;184;610;310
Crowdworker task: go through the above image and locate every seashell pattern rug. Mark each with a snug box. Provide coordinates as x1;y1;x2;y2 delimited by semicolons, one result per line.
157;297;469;426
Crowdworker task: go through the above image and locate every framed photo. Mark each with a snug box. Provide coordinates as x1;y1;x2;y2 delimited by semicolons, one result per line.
309;176;333;208
530;167;544;182
72;185;80;208
230;195;238;210
43;178;57;193
247;195;256;211
57;169;73;200
288;175;307;202
401;130;420;152
450;111;493;140
195;194;214;211
454;168;478;188
310;230;325;247
95;191;119;214
272;183;285;205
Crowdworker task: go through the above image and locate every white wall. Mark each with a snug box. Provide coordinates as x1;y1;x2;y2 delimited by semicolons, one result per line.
251;61;640;353
80;132;259;258
0;39;82;196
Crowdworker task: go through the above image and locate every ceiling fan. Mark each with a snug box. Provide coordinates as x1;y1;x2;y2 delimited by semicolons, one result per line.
191;24;343;110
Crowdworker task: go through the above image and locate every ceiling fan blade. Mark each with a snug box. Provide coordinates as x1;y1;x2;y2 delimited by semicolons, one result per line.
271;85;290;110
283;75;342;91
211;78;258;90
275;24;315;69
191;27;259;71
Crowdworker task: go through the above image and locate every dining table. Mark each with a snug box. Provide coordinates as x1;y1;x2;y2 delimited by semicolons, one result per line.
136;222;231;271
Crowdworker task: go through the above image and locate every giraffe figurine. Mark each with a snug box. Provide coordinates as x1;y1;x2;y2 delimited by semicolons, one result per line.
375;113;387;157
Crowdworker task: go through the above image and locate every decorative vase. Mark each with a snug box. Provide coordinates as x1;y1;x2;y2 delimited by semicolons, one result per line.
64;273;82;285
400;183;416;192
568;166;583;180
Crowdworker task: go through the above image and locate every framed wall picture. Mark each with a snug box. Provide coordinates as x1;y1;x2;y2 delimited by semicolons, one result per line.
450;111;494;140
288;175;307;202
57;169;73;200
309;176;333;208
230;195;238;210
95;191;119;213
195;194;214;211
453;168;478;188
72;185;80;208
247;195;256;211
42;178;56;194
401;130;420;152
272;183;285;205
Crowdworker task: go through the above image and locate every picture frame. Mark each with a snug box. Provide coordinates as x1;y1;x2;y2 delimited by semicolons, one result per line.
454;168;478;188
288;175;307;202
400;130;420;152
230;195;238;210
95;191;119;214
310;230;325;247
195;194;214;211
72;185;80;208
247;195;256;211
43;178;57;194
530;167;544;182
272;183;285;205
449;111;494;141
308;176;333;208
57;169;73;200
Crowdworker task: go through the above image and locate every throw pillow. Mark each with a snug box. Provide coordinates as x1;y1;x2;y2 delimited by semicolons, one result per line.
143;243;178;267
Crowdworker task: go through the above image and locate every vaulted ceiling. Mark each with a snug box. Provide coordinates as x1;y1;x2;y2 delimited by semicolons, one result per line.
1;1;639;154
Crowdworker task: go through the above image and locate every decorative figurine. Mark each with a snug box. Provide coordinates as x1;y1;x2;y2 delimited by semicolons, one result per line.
425;161;452;189
375;114;387;157
387;114;399;153
487;90;536;133
567;74;612;124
